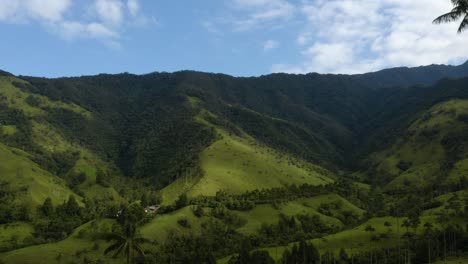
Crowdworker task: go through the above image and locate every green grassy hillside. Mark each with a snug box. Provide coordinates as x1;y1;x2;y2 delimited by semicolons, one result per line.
0;77;90;118
0;219;121;264
234;194;364;235
368;99;468;190
0;143;77;207
161;108;335;204
0;76;129;261
0;223;34;252
140;206;210;241
0;76;124;204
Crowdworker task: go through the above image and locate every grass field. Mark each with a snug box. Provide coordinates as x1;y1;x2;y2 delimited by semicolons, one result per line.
162;131;334;204
0;142;78;207
190;133;333;196
0;125;17;136
161;107;335;205
142;193;366;244
235;194;364;235
0;219;125;264
0;222;34;251
140;206;210;242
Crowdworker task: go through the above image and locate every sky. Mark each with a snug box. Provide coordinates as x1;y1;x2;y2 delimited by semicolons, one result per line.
0;0;468;77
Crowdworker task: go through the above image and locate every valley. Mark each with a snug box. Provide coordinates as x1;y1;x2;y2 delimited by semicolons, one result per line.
0;63;467;263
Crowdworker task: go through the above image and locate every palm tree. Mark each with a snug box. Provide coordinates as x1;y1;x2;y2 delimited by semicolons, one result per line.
364;225;376;264
437;210;450;264
433;0;468;33
102;224;149;264
423;222;434;264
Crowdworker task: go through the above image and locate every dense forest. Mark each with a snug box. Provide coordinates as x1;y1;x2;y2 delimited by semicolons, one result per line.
0;62;467;263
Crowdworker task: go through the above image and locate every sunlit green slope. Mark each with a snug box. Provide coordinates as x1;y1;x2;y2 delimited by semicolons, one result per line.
161;106;335;204
0;76;123;204
368;99;468;190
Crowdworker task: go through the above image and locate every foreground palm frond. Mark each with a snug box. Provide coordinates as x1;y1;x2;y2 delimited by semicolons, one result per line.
100;225;150;264
433;0;468;33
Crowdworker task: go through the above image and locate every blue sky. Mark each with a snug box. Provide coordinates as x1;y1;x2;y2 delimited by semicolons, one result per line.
0;0;467;77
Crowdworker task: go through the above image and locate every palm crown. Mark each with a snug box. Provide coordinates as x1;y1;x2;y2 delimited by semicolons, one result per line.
433;0;468;33
102;224;149;264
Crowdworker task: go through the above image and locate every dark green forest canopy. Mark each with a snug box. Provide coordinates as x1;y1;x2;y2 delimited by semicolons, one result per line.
8;61;468;183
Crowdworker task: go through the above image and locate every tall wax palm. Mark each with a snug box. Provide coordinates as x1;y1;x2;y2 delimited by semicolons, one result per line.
433;0;468;33
102;224;149;264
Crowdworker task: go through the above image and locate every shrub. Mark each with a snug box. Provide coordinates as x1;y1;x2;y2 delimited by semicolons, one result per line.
397;160;412;171
177;218;191;228
25;95;41;107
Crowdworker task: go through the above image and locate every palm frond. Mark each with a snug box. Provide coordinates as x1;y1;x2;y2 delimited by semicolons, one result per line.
458;15;468;33
104;241;123;255
112;242;128;258
433;10;464;24
132;243;146;256
451;0;467;5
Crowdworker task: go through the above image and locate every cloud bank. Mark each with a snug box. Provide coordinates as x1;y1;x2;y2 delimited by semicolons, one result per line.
0;0;154;47
273;0;468;74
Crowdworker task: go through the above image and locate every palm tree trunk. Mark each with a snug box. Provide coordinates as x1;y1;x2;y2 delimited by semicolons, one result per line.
397;217;401;264
444;230;447;264
428;239;431;264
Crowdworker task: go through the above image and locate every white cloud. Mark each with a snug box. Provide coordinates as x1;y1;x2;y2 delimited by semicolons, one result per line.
274;0;468;74
127;0;139;16
303;43;353;68
94;0;124;26
0;0;72;23
263;40;279;51
297;32;312;46
56;21;118;40
0;0;154;47
230;0;295;31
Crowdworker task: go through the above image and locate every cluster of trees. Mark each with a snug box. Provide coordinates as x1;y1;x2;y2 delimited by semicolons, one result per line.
348;223;468;264
31;150;80;179
0;99;84;183
189;180;364;212
18;75;217;187
211;204;247;228
280;240;320;264
138;206;346;263
146;218;243;264
0;181;29;225
33;196;84;242
228;241;274;264
318;202;362;226
229;220;468;264
0;103;33;150
258;213;337;247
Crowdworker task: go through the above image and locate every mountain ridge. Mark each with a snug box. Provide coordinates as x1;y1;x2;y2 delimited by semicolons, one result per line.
8;59;467;81
1;61;466;183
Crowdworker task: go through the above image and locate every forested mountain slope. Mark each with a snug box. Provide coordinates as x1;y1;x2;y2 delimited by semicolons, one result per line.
0;62;467;263
10;61;468;184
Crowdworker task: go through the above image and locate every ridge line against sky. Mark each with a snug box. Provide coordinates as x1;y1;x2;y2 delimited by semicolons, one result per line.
0;0;467;78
